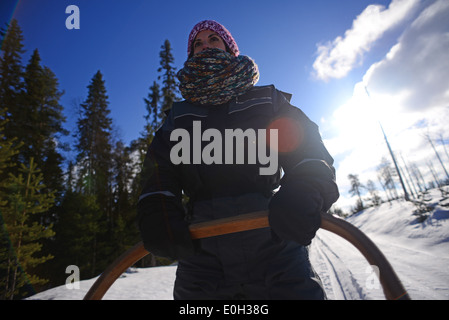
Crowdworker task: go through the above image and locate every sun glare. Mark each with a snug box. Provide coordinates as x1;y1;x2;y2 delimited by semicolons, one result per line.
331;82;413;148
331;83;381;148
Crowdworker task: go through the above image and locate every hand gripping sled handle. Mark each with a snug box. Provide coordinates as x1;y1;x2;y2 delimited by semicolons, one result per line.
83;211;410;300
82;211;269;300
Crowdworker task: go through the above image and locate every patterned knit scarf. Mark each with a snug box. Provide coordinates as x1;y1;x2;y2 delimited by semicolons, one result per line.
177;48;259;106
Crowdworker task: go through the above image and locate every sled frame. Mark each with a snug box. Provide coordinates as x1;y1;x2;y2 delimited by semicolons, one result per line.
83;211;410;300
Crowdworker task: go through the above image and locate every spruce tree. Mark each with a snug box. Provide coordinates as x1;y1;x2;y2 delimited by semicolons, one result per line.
22;49;67;206
110;141;139;252
133;81;161;191
1;21;67;220
0;108;21;183
75;70;113;200
348;174;365;212
0;107;22;298
55;190;102;280
72;70;114;276
143;80;161;130
0;158;55;299
158;39;180;120
0;19;25;149
132;39;180;200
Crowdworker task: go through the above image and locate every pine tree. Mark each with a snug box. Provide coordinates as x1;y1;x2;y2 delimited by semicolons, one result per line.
137;39;180;156
0;19;25;149
134;81;160;192
158;39;180;120
132;39;180;200
1;20;67;219
143;80;161;130
71;70;114;276
0;107;22;298
21;49;68;206
75;70;113;200
0;158;55;299
348;174;365;211
0;108;21;182
1;22;67;289
55;191;103;280
366;180;382;207
110;141;139;253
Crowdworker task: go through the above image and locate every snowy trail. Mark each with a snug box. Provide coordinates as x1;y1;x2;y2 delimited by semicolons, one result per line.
310;228;449;300
310;230;378;300
363;234;449;300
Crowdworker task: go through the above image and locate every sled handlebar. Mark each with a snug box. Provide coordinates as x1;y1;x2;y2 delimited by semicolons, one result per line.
83;211;410;300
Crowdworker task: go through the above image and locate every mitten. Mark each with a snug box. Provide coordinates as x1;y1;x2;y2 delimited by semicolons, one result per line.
137;194;196;260
268;179;323;246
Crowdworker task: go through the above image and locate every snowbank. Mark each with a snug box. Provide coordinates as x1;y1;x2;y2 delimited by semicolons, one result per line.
27;266;177;300
310;188;449;300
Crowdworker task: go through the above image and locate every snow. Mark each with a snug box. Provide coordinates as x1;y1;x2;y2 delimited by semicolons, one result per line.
310;188;449;300
27;188;449;300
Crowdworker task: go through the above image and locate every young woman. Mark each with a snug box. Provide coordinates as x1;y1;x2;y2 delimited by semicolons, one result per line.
137;20;339;300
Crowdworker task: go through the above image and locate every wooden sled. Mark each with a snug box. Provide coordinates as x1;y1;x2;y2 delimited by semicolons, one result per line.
83;211;410;300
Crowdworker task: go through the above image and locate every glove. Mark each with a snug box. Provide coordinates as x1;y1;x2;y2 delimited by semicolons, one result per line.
137;194;196;260
268;179;323;246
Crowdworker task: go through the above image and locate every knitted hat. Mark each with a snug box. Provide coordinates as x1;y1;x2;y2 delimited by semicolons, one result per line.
187;20;239;58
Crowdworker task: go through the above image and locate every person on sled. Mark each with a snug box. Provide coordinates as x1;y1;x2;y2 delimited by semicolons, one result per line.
137;20;339;300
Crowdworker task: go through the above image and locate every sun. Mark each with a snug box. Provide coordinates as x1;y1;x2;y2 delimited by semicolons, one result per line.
331;83;380;145
330;82;412;148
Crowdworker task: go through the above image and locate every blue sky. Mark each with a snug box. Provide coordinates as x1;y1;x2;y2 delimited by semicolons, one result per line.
2;0;449;210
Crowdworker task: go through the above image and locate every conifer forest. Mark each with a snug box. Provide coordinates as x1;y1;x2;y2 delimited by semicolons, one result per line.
0;19;178;299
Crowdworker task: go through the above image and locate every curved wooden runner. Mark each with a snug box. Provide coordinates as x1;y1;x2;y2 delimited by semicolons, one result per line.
83;211;410;300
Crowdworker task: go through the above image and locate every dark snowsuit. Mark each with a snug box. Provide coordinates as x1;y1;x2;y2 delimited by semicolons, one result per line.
137;85;339;299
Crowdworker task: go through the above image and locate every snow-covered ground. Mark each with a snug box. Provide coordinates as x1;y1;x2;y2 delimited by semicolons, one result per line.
27;189;449;300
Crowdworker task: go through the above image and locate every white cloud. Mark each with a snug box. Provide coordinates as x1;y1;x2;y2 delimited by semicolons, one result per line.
322;0;449;212
312;0;420;81
364;0;449;111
